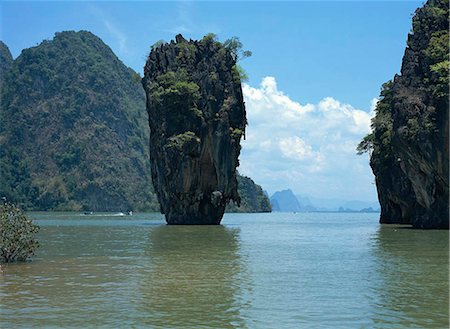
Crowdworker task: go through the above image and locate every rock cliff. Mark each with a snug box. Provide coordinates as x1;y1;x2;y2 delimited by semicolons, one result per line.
142;34;247;224
365;0;449;228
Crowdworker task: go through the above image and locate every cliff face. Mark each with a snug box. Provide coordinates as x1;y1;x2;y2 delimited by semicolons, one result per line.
369;0;449;228
0;31;159;211
143;34;246;224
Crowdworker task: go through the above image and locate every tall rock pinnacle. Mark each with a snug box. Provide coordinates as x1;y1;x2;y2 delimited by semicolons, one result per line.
142;34;247;224
365;0;449;228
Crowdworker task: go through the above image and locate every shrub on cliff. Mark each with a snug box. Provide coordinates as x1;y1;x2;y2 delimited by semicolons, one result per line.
0;202;39;263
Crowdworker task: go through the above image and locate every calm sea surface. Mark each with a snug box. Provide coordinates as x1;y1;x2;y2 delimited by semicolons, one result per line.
0;212;448;328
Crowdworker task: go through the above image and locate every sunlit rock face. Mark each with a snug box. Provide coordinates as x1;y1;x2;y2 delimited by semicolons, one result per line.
370;0;449;229
142;34;246;224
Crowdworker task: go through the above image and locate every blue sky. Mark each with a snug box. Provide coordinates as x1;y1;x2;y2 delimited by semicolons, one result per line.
1;1;421;201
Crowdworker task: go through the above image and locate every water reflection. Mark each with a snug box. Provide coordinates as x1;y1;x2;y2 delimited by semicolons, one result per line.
370;225;449;328
137;225;250;328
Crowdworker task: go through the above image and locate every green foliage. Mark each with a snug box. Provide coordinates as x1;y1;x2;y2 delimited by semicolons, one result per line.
231;64;249;83
223;37;252;62
0;202;39;263
226;175;271;213
414;0;449;99
356;133;374;155
149;69;202;133
165;131;199;149
223;37;251;82
203;33;218;42
429;60;450;98
153;71;200;107
176;43;196;62
357;81;394;165
230;127;243;140
425;31;449;63
412;1;448;37
200;34;252;82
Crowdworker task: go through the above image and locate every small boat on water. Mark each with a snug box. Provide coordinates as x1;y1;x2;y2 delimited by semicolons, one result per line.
83;211;93;215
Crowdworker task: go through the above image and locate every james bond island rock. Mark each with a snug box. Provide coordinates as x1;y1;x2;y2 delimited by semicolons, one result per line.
358;0;449;228
142;34;247;224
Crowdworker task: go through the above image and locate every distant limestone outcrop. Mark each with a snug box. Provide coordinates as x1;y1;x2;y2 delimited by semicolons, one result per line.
362;0;449;228
142;34;247;224
270;189;303;212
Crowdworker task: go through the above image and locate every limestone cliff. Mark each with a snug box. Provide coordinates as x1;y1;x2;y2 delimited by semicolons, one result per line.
142;34;247;224
365;0;449;228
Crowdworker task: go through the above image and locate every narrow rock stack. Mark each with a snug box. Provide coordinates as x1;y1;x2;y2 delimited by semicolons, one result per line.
142;34;246;224
368;0;449;228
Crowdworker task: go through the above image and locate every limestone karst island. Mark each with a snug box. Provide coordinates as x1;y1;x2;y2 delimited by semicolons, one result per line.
0;0;448;327
143;34;247;224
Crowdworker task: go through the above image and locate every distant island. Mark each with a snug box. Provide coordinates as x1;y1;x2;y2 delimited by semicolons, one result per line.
270;189;380;213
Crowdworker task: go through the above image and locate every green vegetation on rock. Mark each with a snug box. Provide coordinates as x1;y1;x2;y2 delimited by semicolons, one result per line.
0;202;39;263
226;175;271;213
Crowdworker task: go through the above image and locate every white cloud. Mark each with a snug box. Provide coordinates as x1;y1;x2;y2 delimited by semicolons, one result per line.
103;19;127;53
239;77;377;201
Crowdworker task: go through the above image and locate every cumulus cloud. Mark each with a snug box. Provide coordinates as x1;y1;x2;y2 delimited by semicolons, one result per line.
239;77;378;201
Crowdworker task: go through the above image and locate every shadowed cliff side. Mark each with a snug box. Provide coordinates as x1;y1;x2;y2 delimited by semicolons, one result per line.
142;34;247;224
359;0;449;228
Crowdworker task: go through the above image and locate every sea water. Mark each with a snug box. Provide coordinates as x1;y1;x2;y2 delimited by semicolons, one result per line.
0;212;448;328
